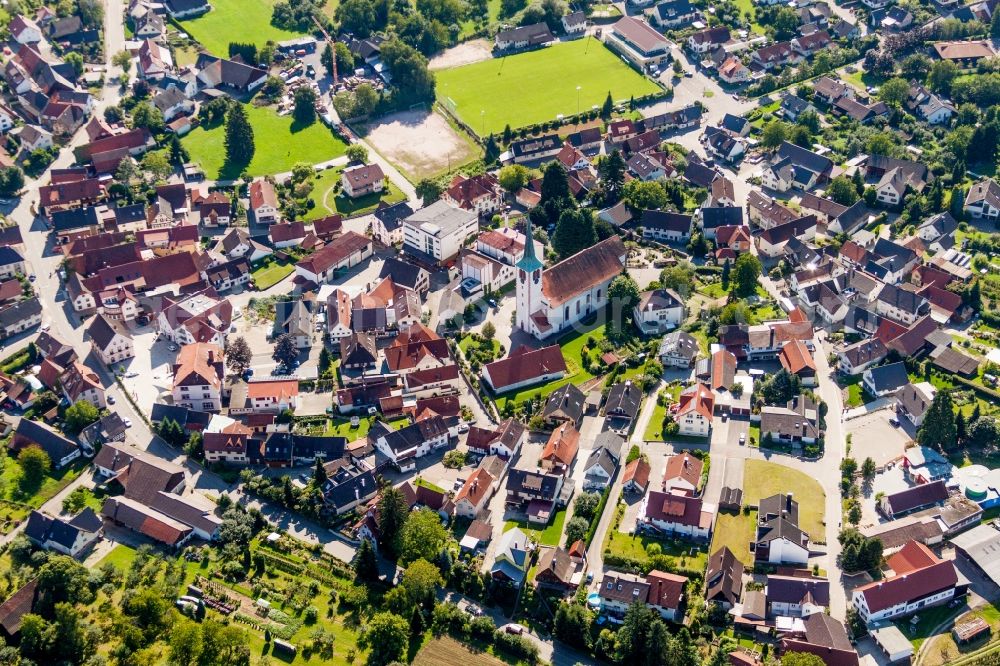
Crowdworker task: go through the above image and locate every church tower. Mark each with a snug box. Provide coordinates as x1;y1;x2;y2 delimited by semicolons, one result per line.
515;217;543;336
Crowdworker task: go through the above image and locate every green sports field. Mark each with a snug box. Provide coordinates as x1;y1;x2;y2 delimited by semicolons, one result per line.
435;38;661;136
181;104;347;179
180;0;305;57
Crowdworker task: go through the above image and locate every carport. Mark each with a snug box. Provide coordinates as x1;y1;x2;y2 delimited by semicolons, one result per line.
869;624;914;664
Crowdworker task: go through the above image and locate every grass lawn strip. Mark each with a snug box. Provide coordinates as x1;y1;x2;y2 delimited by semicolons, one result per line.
504;508;567;546
181;104;347;179
250;260;294;290
744;460;825;542
435;39;660;136
710;510;758;562
180;0;304;57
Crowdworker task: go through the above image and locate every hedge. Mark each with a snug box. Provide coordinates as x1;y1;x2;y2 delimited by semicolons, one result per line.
584;485;612;546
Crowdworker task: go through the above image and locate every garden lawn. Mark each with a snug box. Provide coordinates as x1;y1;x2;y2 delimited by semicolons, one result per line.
435;39;661;136
504;508;567;546
250;260;294;290
181;105;347;179
744;460;825;541
645;400;669;442
96;544;141;572
710;510;757;562
0;456;86;509
604;528;709;574
180;0;305;57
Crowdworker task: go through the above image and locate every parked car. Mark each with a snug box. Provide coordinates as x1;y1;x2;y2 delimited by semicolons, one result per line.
739;433;746;445
504;624;525;635
107;395;115;405
889;417;900;427
123;418;132;428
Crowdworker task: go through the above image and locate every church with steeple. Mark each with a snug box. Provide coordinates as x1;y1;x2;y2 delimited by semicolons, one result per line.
515;219;628;339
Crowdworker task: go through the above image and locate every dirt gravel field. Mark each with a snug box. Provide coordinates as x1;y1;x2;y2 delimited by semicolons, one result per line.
363;110;479;181
428;39;493;70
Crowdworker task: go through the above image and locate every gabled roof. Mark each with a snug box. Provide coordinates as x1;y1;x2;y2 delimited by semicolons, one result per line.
855;541;957;613
865;361;909;393
484;345;567;392
623;457;651;491
644;490;711;529
542;236;626;306
541;423;580;467
706;546;743;605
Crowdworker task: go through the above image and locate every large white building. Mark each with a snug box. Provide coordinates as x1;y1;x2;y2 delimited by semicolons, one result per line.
402;200;479;264
515;220;627;340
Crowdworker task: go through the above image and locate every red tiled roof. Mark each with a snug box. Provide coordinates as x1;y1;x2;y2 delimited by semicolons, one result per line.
623;457;651;490
483;345;567;392
677;382;714;420
778;340;816;375
541;423;580;467
542;236;626;306
855;541;956;613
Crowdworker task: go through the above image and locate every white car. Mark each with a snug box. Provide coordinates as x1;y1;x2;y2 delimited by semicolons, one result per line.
123;418;132;428
125;371;139;378
167;343;179;352
739;432;746;445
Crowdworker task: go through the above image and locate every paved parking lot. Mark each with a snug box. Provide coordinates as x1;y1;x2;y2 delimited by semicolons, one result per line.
118;325;176;414
861;465;912;526
845;409;911;468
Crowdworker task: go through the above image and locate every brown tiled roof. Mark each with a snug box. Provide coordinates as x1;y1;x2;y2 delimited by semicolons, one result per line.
483;345;567;392
855;541;956;613
541;423;580;467
623;457;651;490
778;340;815;375
455;467;494;508
269;221;306;244
646;569;686;609
173;343;224;391
644;490;709;528
0;579;38;636
677;382;714;420
343;163;385;190
296;231;371;276
542;236;626;306
664;453;703;490
249;179;277;210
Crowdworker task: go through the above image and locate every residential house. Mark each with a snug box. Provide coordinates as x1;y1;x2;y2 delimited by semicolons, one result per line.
542;383;585;428
172;343;225;411
10;418;80;469
852;541;959;623
24;508;102;557
863;361;909;398
658;330;700;368
494;22;554;51
540;423;580;476
59;361;105;409
454;467;496;519
754;493;810;565
634;288;685;335
623;457;651;494
965;178;1000;220
294;231;373;285
767;574;829;618
663;453;703;495
777;340;816;386
341;164;385;199
443;173;504;216
368;415;451;472
760;395;821;446
641;210;692;242
896;382;936;427
645;0;699;28
87;314;135;365
249;179;279;225
642;490;713;540
706;547;744;608
371;201;414;246
676;383;714;437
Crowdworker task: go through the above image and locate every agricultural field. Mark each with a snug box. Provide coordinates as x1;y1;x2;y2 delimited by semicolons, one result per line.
435;38;661;136
413;637;507;666
182;105;347;179
180;0;305;57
